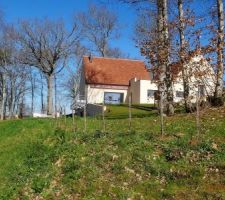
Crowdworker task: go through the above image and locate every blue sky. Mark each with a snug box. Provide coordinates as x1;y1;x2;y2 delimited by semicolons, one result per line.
0;0;222;113
0;0;142;59
0;0;217;60
0;0;143;112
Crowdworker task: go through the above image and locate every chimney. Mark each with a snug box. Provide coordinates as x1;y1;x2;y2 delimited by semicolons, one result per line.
88;53;93;63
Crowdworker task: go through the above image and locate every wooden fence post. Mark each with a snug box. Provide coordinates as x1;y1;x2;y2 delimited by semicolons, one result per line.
84;102;87;133
72;109;76;134
128;93;132;131
196;85;200;136
64;107;67;129
83;86;87;133
160;90;164;136
102;99;106;132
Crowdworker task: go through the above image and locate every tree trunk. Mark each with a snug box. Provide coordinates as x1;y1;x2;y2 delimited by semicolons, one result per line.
9;88;14;119
31;87;34;115
72;109;76;133
157;0;166;125
31;73;35;115
47;74;53;115
0;73;6;120
40;73;44;113
178;0;192;112
157;0;174;116
164;0;174;116
19;97;25;119
54;74;57;118
9;78;15;119
214;0;224;106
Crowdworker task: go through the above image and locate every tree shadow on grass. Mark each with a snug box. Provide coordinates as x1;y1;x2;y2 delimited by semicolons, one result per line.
103;104;158;119
105;111;158;120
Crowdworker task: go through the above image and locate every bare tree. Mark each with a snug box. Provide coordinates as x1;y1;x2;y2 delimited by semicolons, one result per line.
66;69;82;101
135;0;209;115
77;4;121;58
214;0;224;105
177;0;192;112
126;0;174;116
0;59;6;120
135;8;158;67
0;63;30;119
39;72;45;113
17;19;81;115
157;0;174;116
28;68;36;115
63;44;87;104
0;71;6;120
0;32;8;120
0;25;16;119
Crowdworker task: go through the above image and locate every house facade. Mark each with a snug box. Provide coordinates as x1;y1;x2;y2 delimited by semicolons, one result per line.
79;56;150;104
79;55;215;105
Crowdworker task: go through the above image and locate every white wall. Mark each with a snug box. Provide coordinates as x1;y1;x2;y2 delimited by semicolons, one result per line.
129;78;141;104
129;79;187;104
129;59;215;105
140;80;158;104
83;55;215;105
86;85;128;104
174;55;216;102
129;79;158;104
173;81;185;103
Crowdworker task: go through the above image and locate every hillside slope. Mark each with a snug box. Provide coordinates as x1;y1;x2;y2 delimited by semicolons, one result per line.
0;106;225;199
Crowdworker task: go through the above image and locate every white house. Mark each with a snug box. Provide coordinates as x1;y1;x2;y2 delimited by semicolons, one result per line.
79;56;150;104
79;54;215;105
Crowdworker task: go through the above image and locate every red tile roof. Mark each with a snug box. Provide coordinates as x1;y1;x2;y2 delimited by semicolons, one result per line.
83;56;150;86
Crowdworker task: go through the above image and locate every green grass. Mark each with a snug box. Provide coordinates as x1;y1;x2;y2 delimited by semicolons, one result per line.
0;106;225;199
104;104;157;119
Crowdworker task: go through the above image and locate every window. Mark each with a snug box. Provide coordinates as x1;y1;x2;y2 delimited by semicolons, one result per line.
104;92;124;104
176;91;184;98
147;90;157;98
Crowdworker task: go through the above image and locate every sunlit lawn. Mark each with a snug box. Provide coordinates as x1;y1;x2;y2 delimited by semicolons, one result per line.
0;105;225;199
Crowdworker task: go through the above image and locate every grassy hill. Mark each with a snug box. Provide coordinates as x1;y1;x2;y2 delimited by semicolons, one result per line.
0;105;225;199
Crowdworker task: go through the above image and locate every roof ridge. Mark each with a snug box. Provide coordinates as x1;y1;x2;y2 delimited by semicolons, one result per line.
83;55;143;62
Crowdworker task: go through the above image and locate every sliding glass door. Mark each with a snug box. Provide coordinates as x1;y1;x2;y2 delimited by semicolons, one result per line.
104;92;124;104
